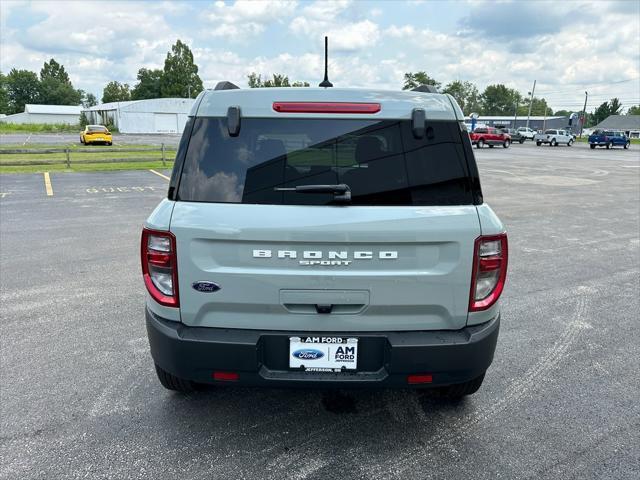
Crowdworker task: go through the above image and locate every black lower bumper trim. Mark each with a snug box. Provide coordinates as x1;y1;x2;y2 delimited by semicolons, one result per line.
146;307;500;388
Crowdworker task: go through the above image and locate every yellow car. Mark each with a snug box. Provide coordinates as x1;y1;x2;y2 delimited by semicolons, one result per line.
80;125;113;145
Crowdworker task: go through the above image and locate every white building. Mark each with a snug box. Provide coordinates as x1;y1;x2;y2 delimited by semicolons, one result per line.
0;104;81;124
83;98;195;134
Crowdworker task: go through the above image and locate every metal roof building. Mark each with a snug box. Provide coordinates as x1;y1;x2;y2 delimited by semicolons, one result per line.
83;98;195;134
465;115;571;131
593;115;640;136
0;104;81;125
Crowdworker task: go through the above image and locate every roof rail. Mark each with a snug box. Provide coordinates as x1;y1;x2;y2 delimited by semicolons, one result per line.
412;85;439;93
214;81;240;91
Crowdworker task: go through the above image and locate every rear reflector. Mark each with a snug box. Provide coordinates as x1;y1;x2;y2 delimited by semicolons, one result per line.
272;102;381;114
469;233;508;312
141;228;179;307
407;374;433;384
213;371;239;382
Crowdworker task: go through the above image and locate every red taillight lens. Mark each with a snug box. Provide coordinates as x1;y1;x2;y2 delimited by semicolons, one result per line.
272;102;381;114
141;228;179;307
407;374;433;384
469;233;508;312
213;371;239;382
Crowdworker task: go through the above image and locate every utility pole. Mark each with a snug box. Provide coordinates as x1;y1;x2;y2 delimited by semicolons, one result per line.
514;98;519;128
526;79;536;130
579;91;588;138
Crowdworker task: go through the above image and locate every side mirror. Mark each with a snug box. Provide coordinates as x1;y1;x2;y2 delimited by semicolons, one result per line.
412;108;426;139
227;106;241;137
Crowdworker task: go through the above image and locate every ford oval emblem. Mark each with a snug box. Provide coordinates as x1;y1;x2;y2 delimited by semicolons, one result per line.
192;281;221;293
292;349;324;360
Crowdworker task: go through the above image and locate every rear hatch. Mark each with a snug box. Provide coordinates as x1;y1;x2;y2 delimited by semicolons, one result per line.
170;115;480;332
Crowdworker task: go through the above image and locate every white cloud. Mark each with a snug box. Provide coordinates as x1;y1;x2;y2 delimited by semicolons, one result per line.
289;1;380;52
207;0;297;38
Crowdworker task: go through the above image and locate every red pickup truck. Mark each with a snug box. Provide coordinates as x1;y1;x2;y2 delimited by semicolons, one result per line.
469;127;511;149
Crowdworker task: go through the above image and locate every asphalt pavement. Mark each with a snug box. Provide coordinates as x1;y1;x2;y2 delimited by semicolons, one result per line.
1;142;639;479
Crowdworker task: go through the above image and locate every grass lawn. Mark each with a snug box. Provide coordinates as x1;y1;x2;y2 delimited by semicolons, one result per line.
0;123;86;133
0;160;174;174
0;144;176;173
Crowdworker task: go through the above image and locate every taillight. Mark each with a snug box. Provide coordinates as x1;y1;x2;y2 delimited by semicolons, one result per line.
141;228;179;307
469;233;508;312
272;102;381;114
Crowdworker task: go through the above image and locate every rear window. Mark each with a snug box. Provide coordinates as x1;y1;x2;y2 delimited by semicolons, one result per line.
176;118;473;206
88;126;108;132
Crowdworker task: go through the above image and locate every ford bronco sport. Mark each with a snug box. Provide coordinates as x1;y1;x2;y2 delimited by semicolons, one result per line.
142;83;508;398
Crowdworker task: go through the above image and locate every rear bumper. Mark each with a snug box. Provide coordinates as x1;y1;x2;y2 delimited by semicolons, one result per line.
146;307;500;388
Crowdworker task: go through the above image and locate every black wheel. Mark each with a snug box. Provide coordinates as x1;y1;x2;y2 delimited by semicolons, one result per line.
550;138;557;146
536;141;542;146
606;142;611;149
80;137;84;144
154;363;195;392
519;138;525;144
107;142;112;146
433;374;485;399
624;142;630;149
503;140;510;148
477;139;484;149
567;139;573;146
590;144;596;149
488;144;494;148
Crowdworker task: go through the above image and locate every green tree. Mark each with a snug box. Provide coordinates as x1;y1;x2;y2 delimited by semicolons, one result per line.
38;58;82;105
442;80;480;114
553;109;571;117
131;68;163;100
627;105;640;115
102;81;131;103
402;72;441;90
0;72;9;113
247;73;310;88
160;39;203;98
82;92;98;107
40;58;70;84
479;84;521;116
517;97;552;116
5;69;40;114
590;98;623;126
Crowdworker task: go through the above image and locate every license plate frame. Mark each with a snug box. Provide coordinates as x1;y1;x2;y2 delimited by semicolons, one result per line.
289;336;358;372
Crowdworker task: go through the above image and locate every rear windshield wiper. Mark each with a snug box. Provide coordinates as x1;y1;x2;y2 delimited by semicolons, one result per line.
275;184;351;202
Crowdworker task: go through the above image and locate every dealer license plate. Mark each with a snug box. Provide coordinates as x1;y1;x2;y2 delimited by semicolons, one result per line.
289;336;358;372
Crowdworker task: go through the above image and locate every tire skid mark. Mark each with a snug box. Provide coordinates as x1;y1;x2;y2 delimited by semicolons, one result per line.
365;288;593;479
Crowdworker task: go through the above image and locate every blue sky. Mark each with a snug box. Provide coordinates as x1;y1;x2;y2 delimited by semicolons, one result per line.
1;0;639;112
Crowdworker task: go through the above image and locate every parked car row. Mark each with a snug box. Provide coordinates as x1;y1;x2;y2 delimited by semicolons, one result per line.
468;125;632;151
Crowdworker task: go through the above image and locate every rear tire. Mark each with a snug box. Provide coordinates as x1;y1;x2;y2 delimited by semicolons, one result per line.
477;139;484;149
624;142;630;149
154;363;195;392
536;141;542;146
433;374;485;399
567;139;573;146
503;140;510;148
519;138;525;144
606;142;611;149
590;144;596;149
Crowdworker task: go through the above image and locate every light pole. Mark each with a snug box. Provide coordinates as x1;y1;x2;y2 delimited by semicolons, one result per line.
526;79;536;130
580;91;588;138
514;98;519;128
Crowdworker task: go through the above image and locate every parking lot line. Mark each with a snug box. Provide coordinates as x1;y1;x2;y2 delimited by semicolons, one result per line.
43;172;53;196
149;169;170;181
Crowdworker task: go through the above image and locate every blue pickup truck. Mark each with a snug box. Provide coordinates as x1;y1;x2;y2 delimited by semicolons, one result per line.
588;130;631;149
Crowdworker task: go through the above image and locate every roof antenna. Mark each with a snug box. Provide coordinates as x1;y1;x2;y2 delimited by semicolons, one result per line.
318;36;333;88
